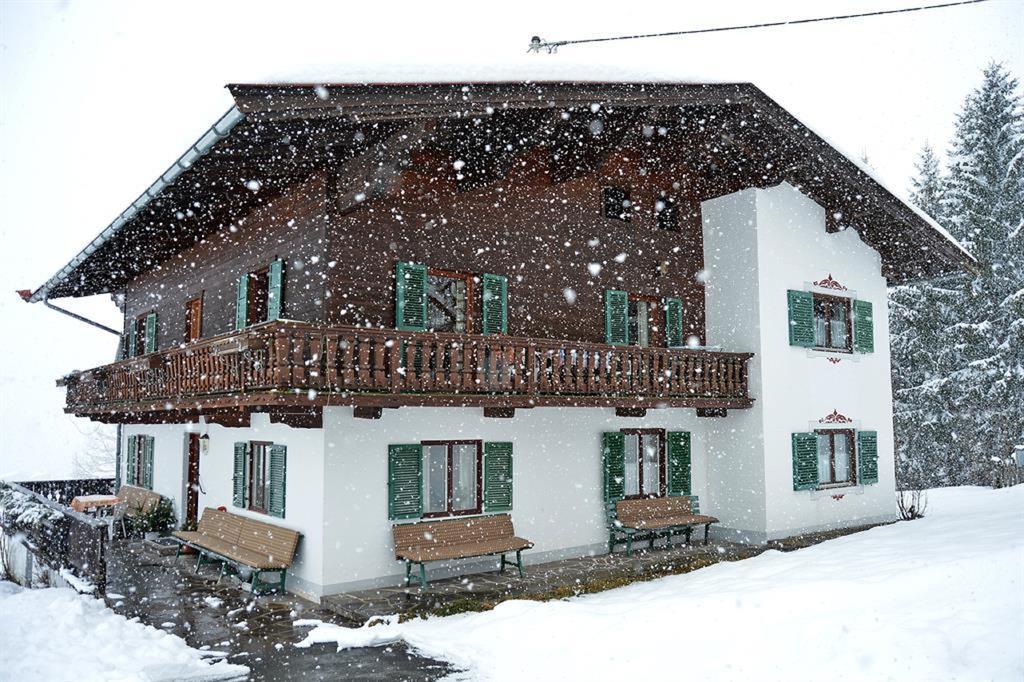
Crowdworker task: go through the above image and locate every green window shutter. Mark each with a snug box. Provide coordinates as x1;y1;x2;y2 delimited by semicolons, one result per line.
142;436;155;490
666;431;692;496
483;442;513;512
481;274;508;335
602;432;626;502
388;443;423;520
268;444;287;518
857;431;879;485
395;263;428;331
792;432;819;490
125;325;135;359
604;290;629;346
853;299;874;353
787;290;815;347
235;274;249;330
267;259;284;322
233;442;248;508
664;298;684;348
144;313;158;354
126;436;137;486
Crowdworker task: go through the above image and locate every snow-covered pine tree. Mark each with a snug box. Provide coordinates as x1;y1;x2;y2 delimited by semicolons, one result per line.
909;143;945;221
894;63;1024;488
943;63;1024;485
891;144;962;487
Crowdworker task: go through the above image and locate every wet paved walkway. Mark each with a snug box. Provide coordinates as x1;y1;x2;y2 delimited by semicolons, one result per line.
103;541;452;680
325;538;763;622
100;523;884;679
322;523;887;622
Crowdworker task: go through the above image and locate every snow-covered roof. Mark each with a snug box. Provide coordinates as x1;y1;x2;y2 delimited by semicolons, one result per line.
27;77;975;302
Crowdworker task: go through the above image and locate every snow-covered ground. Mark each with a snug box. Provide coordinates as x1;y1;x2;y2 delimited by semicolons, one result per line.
0;581;248;682
297;485;1024;681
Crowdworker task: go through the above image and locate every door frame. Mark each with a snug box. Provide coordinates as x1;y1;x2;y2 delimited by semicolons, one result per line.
183;433;201;528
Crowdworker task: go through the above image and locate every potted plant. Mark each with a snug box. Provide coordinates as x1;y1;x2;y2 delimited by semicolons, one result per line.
135;499;176;541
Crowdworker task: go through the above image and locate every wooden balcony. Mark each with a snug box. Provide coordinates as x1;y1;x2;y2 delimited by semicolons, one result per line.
62;321;754;424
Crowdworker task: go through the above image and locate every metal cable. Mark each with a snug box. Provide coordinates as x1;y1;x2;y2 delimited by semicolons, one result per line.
528;0;992;52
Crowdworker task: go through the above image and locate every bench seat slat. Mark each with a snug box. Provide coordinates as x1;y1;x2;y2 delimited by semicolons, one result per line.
618;513;719;530
397;536;533;563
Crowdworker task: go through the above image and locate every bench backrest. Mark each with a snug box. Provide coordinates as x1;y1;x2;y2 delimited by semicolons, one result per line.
393;514;515;556
118;485;161;517
237;517;301;564
616;496;697;525
196;507;245;545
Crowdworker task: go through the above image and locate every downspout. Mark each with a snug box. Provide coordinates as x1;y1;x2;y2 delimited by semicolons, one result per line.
16;290;121;336
43;299;121;336
115;425;122;493
17;291;123;487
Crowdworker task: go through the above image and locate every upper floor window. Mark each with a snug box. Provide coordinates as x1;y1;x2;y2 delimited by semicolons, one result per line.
427;269;473;333
655;198;679;231
787;289;874;354
235;259;283;330
396;262;507;335
185;295;203;342
603;186;631;221
627;294;665;348
812;294;851;352
604;290;684;348
127;311;157;357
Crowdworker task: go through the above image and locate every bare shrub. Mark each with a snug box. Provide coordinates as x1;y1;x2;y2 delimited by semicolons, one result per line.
897;489;928;520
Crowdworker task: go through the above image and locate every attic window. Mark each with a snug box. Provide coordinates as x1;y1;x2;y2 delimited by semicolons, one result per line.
603;187;631;221
656;198;679;232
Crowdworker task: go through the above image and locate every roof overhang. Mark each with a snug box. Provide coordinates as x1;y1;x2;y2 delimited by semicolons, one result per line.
27;80;976;302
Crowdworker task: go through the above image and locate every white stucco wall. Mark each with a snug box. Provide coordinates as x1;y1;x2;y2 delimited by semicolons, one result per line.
121;414;326;600
701;189;768;540
320;406;712;594
702;182;898;541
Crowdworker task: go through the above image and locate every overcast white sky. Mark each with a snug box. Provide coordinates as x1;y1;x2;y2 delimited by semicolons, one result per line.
1;0;1021;480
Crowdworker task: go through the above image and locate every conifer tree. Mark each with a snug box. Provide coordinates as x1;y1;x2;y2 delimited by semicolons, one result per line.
892;63;1024;488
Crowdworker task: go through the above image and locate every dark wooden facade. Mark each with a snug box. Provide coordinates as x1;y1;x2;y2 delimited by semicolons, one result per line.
122;173;330;351
120;138;709;354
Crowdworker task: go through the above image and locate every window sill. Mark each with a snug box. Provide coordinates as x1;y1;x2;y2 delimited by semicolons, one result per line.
808;484;865;499
396;510;495;524
421;509;483;520
804;348;860;362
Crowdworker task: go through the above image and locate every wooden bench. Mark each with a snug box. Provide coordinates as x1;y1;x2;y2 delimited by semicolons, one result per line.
393;513;533;588
118;484;161;520
172;507;301;594
607;496;719;555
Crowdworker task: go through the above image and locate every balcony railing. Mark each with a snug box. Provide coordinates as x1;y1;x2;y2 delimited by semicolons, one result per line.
63;321;753;414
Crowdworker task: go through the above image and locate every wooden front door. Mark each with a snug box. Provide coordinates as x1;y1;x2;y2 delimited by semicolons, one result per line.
185;433;201;527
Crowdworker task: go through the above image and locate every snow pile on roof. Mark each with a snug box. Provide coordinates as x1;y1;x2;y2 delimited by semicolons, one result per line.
255;59;735;86
296;485;1024;681
0;582;248;681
